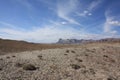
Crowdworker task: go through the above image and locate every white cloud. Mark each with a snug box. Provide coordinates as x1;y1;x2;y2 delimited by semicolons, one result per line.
88;0;102;11
104;11;120;34
76;0;102;17
0;21;25;31
0;21;115;43
57;0;81;25
76;10;92;17
108;20;120;26
0;21;86;43
61;21;67;25
0;21;15;28
88;13;92;16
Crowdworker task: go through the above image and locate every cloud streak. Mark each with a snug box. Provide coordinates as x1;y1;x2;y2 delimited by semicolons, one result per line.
57;0;81;25
76;10;92;17
14;0;33;10
0;21;108;43
0;20;120;43
76;0;103;17
0;21;83;43
104;9;120;35
87;0;102;12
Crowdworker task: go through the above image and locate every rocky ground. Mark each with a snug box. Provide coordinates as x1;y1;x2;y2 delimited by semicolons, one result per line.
0;43;120;80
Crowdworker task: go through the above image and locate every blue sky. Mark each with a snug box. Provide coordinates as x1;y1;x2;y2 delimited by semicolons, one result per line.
0;0;120;43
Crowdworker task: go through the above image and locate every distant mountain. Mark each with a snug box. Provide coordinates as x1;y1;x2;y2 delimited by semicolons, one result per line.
57;38;93;44
57;38;120;44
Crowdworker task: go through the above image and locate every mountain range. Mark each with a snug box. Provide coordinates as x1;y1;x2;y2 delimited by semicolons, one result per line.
57;38;120;44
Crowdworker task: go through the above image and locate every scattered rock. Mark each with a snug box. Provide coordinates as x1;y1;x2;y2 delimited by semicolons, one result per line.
66;50;69;53
70;64;81;70
64;53;68;55
85;54;88;56
103;55;108;58
0;68;2;71
107;76;117;80
0;58;3;60
12;55;16;57
38;55;43;60
23;64;37;71
81;69;88;74
6;56;10;59
71;50;75;53
15;63;23;67
75;58;83;62
89;68;96;74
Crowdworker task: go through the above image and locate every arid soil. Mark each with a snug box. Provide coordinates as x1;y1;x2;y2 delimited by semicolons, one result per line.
0;43;120;80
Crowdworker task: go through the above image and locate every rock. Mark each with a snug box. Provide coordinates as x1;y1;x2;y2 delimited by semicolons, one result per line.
70;64;81;70
23;64;37;71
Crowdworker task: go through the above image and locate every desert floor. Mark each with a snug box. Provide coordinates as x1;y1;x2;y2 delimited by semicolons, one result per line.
0;43;120;80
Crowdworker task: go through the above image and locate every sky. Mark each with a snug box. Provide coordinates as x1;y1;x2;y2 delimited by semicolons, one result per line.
0;0;120;43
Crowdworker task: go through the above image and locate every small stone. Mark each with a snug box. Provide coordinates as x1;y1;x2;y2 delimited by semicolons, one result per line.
107;76;117;80
66;50;69;53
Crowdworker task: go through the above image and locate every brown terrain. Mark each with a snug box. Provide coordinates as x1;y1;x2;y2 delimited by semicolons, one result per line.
0;38;120;80
0;38;71;55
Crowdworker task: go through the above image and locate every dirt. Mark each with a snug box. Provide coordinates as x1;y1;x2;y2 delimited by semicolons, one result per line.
0;43;120;80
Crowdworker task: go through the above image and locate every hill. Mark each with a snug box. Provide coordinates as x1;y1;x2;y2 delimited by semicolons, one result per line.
0;38;69;55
